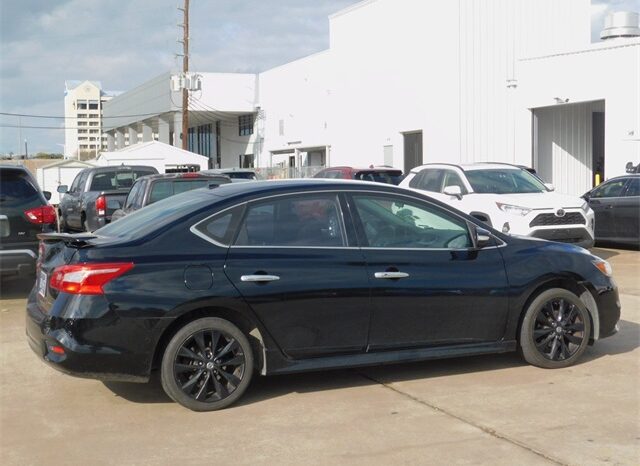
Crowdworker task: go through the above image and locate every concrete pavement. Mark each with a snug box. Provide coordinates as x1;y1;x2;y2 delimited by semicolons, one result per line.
0;248;638;465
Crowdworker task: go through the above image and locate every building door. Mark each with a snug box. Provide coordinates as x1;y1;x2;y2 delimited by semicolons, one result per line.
403;131;423;174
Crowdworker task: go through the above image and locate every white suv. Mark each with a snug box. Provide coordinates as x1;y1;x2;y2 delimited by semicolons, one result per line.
400;163;595;248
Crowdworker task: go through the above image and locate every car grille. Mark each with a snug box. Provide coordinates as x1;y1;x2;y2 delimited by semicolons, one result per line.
529;212;585;227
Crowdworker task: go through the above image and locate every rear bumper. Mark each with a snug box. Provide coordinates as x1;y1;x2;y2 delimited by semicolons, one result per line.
25;290;153;382
0;247;37;276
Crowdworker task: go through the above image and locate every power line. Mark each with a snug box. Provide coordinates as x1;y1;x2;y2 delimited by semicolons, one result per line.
0;111;168;120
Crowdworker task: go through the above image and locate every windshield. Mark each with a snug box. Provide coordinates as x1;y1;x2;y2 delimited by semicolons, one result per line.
466;169;547;194
148;179;211;204
355;171;404;185
97;190;213;239
227;172;258;180
90;169;156;191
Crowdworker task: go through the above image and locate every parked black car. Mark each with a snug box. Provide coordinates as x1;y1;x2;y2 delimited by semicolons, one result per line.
111;172;231;221
28;180;620;411
58;165;158;232
583;175;639;246
0;165;55;277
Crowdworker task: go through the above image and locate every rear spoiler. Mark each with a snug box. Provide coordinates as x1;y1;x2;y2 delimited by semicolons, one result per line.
37;232;98;247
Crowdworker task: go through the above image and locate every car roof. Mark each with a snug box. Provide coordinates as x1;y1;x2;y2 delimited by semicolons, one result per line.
137;173;230;182
410;162;524;172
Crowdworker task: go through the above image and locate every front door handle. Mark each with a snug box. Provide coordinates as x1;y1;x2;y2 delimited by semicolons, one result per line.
241;274;280;283
374;271;410;279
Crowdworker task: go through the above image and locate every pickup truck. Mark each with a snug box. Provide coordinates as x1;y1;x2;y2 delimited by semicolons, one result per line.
111;172;230;222
57;165;158;232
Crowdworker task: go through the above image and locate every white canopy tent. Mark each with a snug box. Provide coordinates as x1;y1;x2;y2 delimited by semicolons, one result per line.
93;141;209;174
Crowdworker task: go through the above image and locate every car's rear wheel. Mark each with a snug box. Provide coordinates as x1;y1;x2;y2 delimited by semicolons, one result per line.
161;317;253;411
519;288;591;369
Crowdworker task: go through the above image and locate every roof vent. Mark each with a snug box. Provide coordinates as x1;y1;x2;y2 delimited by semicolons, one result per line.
600;11;640;40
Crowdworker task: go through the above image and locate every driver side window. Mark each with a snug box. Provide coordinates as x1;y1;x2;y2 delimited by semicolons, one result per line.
352;194;472;249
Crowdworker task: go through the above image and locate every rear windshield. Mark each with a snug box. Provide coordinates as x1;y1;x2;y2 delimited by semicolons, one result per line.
90;169;156;191
354;170;404;185
465;169;547;194
0;169;43;209
97;190;213;239
148;179;211;204
227;172;258;180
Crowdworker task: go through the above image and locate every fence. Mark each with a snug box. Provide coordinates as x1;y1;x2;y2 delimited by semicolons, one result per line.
254;166;324;180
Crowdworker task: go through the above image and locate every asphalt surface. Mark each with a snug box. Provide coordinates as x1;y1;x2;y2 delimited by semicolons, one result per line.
0;248;638;465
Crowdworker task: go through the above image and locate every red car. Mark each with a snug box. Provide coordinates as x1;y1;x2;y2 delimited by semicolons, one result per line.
314;166;404;185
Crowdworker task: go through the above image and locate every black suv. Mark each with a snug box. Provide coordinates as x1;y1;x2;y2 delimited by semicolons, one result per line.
0;165;55;277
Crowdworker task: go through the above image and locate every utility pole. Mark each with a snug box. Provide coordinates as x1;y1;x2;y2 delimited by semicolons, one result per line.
179;0;190;150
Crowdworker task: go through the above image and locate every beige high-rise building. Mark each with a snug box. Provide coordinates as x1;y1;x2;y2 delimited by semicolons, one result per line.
63;80;117;160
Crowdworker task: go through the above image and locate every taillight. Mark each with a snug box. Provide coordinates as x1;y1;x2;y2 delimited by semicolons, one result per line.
181;172;200;178
50;262;134;295
96;196;106;216
24;205;57;224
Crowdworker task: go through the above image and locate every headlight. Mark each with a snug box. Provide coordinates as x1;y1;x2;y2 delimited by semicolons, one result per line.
581;201;590;213
496;202;531;216
592;258;613;277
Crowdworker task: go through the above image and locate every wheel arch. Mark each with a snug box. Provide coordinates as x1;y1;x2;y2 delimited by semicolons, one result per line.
515;276;599;345
152;306;268;376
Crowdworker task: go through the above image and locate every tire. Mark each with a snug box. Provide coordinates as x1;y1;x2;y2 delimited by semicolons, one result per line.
58;211;68;232
82;214;91;232
161;317;254;411
519;288;591;369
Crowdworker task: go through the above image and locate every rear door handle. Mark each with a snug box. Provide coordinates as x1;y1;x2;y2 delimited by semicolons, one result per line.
374;271;409;279
241;274;280;283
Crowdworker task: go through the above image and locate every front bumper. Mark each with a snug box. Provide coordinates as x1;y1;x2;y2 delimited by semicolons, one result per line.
501;209;595;249
25;289;153;382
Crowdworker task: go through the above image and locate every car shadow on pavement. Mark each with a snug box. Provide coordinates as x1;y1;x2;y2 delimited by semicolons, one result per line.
102;319;639;409
0;276;35;300
590;248;621;260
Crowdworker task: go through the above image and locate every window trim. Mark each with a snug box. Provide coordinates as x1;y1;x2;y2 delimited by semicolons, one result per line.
189;189;506;250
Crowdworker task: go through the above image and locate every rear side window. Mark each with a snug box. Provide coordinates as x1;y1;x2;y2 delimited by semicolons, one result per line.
193;205;245;246
408;169;443;191
0;169;42;209
234;194;345;247
90;170;155;191
442;170;468;194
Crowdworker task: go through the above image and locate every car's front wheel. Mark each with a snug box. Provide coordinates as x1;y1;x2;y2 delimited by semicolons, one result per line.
161;317;254;411
519;288;591;369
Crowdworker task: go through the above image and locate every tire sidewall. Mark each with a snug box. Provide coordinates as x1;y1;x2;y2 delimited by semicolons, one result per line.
161;317;254;411
519;288;592;369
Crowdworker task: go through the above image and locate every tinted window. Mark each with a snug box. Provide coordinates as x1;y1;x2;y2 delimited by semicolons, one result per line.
235;194;345;247
591;179;627;198
352;195;472;249
69;171;82;192
624;178;639;197
90;169;155;191
354;170;404;185
466;169;546;194
227;172;257;180
194;205;245;246
0;169;42;208
408;169;443;191
148;179;210;204
124;180;145;209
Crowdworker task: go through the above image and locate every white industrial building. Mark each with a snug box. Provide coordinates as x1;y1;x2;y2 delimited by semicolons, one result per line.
102;0;640;195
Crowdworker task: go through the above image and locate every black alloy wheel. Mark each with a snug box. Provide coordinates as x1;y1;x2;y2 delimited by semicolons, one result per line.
519;288;591;369
161;317;254;411
533;297;585;361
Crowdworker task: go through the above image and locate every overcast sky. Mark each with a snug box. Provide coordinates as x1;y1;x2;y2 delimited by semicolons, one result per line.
0;0;638;155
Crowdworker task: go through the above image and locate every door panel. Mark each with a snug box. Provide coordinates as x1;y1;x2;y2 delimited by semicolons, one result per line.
615;179;640;241
223;193;370;359
350;193;509;349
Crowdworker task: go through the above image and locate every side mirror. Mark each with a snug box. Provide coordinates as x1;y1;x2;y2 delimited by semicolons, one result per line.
107;199;122;210
43;191;51;201
57;185;68;194
475;227;492;249
544;183;555;192
443;185;463;200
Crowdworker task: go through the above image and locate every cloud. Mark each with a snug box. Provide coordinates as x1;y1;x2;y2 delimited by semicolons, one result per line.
0;0;357;153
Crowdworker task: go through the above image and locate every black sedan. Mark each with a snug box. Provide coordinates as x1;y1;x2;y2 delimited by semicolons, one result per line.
27;180;620;411
583;175;639;246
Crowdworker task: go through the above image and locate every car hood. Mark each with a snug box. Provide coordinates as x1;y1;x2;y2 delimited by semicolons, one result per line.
471;192;584;209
